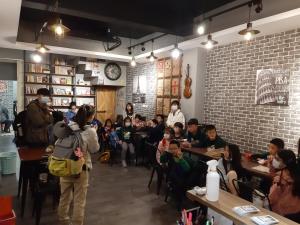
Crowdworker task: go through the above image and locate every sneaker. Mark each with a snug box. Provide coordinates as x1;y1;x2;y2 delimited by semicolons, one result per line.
122;160;127;168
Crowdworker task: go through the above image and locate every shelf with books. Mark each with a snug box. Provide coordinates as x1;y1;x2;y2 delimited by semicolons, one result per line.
25;62;75;68
75;84;93;87
75;95;96;98
51;83;74;87
52;94;74;97
25;82;51;85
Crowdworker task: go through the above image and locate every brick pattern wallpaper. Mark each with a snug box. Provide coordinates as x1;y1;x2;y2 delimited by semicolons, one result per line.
126;63;157;120
0;80;17;120
204;28;300;153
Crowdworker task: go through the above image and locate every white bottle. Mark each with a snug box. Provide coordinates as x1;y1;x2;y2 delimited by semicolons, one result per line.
206;160;220;202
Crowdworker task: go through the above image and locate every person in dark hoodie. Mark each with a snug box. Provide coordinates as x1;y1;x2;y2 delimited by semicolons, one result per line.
55;104;99;225
182;118;206;148
119;117;135;168
201;125;226;149
26;88;53;147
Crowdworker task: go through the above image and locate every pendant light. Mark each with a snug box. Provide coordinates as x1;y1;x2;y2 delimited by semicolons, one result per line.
130;56;136;67
146;40;157;62
171;43;182;59
48;18;70;38
238;3;260;41
36;43;50;54
32;52;42;63
47;1;70;38
201;18;218;50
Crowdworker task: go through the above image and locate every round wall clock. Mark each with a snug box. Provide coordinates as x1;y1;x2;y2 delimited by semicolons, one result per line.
104;62;122;81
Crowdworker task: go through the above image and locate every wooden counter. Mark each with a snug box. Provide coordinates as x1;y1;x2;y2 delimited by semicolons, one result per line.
187;189;298;225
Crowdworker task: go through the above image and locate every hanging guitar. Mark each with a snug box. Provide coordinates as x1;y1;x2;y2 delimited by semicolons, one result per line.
183;64;192;98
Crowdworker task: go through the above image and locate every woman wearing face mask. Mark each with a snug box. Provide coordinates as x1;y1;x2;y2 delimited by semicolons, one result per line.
119;117;135;168
173;122;184;140
217;144;245;195
268;150;300;217
65;102;77;124
156;127;174;165
25;88;53;147
56;104;99;225
166;100;185;128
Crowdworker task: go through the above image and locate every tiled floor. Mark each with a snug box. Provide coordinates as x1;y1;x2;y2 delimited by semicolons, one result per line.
0;134;180;225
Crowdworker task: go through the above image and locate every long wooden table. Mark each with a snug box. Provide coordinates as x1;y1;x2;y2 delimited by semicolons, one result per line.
182;147;272;179
187;189;298;225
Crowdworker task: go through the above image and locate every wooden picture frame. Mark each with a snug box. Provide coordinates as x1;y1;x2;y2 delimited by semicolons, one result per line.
157;59;164;78
164;58;172;78
171;77;180;97
163;78;171;96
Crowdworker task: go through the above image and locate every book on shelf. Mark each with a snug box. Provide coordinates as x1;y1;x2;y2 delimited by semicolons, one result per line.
42;77;48;83
36;76;43;83
26;63;50;73
54;65;74;75
232;205;260;216
250;215;279;225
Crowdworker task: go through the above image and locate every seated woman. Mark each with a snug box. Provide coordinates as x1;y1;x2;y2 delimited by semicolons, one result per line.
217;144;245;195
268;149;300;217
100;119;113;150
134;114;146;130
119;117;135;168
147;119;163;145
173;122;184;140
64;101;77;124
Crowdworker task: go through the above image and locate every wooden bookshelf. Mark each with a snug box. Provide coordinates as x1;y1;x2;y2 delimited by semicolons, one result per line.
24;52;96;109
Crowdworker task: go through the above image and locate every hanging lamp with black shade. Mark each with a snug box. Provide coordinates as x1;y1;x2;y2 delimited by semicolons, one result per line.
146;40;157;62
47;0;70;38
201;18;218;49
238;2;260;41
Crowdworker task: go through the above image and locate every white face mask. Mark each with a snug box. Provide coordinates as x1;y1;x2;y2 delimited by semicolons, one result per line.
125;122;131;127
171;105;178;112
164;133;170;139
272;158;281;169
40;96;49;104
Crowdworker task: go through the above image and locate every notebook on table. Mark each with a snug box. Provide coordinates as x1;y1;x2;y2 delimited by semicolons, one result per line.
251;215;279;225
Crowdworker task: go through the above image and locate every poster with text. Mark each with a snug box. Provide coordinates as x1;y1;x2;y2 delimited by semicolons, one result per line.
164;59;172;77
255;69;290;106
157;60;164;78
157;79;164;96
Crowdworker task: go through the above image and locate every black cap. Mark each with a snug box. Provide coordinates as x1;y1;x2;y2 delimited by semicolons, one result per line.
37;88;51;96
188;118;199;126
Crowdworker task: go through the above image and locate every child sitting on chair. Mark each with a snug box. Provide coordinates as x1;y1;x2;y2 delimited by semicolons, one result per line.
156;127;173;165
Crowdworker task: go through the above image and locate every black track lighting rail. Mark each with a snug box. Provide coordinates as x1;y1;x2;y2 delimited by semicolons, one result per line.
127;33;168;50
196;0;262;23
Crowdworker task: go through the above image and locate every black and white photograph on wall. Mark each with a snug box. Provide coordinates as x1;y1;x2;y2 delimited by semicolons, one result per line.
132;75;146;103
255;69;290;106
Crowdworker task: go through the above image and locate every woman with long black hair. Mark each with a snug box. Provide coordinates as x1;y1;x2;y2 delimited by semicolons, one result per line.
269;149;300;217
123;102;135;121
56;104;99;225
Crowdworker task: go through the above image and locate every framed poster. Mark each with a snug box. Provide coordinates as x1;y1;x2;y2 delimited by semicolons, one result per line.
157;79;164;96
255;69;290;106
164;58;172;78
157;60;164;78
164;78;171;96
163;98;170;116
156;98;163;114
133;75;146;103
171;78;180;97
0;81;8;93
172;57;182;76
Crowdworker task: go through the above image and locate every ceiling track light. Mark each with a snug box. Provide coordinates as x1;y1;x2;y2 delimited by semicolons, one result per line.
36;43;50;54
201;34;218;50
238;3;260;41
171;43;182;59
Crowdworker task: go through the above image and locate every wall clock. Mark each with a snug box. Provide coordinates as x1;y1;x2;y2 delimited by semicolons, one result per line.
104;62;122;81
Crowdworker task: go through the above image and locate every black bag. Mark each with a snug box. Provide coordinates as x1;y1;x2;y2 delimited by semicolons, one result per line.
13;110;27;147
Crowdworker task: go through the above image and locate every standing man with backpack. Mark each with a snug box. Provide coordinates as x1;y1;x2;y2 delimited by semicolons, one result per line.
25;88;53;147
53;104;99;225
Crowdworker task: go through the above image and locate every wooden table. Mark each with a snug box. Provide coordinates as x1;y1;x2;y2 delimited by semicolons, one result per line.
182;146;272;179
187;189;298;225
17;147;48;217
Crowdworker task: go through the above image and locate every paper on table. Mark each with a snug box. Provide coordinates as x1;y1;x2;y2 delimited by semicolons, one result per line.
252;165;270;173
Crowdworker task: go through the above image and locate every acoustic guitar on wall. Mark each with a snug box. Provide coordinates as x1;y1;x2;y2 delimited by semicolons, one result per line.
183;64;192;98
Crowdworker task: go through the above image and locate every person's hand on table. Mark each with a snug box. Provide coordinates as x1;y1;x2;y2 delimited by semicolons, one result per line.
182;141;192;148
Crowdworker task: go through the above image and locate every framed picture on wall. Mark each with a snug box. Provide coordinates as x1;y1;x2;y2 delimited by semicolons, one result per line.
163;98;171;116
164;58;172;78
157;60;164;78
163;78;171;96
171;78;180;97
156;98;163;114
172;57;182;76
157;79;164;96
0;81;8;93
255;69;290;106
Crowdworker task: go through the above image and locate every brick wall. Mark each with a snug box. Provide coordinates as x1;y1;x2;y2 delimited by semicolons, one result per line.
0;80;17;119
126;63;157;120
204;28;300;153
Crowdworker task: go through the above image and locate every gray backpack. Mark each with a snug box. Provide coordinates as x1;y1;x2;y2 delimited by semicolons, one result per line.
49;122;84;177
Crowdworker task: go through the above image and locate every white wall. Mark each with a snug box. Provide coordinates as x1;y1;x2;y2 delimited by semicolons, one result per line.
180;48;207;122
